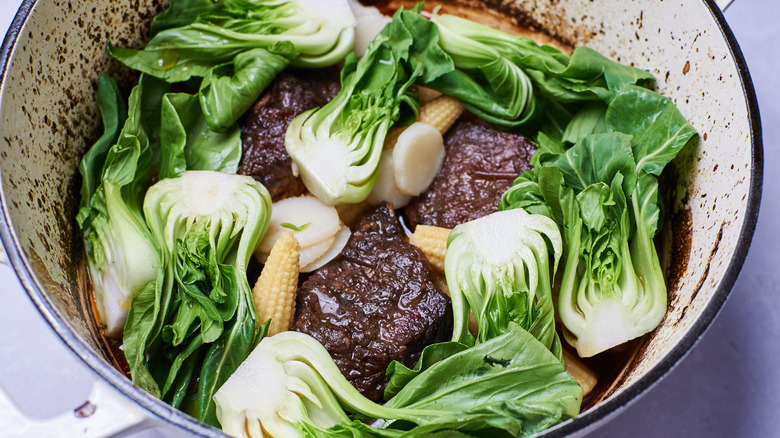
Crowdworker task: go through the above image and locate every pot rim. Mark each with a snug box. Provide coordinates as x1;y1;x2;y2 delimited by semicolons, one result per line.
0;0;762;436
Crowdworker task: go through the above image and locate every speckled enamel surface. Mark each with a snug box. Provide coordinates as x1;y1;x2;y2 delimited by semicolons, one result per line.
0;0;164;364
0;0;758;435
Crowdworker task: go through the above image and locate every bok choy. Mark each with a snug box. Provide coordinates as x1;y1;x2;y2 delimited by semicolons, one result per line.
109;0;354;131
444;209;563;359
123;170;272;426
215;324;581;437
501;85;697;357
77;74;167;338
423;11;653;129
109;0;356;82
285;5;453;205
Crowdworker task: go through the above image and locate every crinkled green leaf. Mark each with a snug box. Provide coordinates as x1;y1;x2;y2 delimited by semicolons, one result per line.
159;92;241;179
384;342;469;401
199;43;296;131
605;85;698;175
109;0;355;82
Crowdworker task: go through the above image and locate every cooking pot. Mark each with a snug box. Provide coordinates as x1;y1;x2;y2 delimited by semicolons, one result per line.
0;0;761;436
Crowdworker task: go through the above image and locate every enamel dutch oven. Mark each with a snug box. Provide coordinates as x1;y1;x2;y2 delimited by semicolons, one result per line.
0;0;761;436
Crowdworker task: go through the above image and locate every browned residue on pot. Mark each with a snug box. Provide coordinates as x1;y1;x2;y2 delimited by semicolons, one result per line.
688;222;724;302
584;338;644;407
366;0;575;53
77;257;132;376
666;207;692;295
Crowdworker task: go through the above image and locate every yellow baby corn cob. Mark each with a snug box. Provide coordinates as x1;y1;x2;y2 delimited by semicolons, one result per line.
409;225;451;272
417;95;463;135
253;231;300;336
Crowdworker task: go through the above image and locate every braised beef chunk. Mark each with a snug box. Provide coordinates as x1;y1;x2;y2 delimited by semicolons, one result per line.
238;68;341;200
291;203;452;401
405;116;536;229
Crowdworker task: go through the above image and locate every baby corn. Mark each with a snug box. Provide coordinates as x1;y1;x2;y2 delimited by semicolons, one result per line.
417;95;463;135
253;231;300;336
409;225;451;272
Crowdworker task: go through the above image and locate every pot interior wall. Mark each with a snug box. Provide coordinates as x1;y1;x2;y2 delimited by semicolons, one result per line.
0;0;755;430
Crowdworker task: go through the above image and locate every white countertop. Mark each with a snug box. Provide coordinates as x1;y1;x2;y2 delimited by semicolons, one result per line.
0;1;777;437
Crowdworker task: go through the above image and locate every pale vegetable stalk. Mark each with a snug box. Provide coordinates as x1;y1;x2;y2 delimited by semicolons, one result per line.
254;231;301;336
368;96;462;206
562;349;598;397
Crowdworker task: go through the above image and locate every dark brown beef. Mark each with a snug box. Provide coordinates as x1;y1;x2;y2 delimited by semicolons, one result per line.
238;69;341;200
405;116;536;229
291;203;452;401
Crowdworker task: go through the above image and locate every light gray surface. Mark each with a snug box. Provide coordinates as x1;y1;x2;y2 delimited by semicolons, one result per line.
0;0;775;437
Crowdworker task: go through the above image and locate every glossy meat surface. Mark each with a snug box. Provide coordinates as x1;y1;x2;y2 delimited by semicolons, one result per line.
291;203;452;401
405;116;536;229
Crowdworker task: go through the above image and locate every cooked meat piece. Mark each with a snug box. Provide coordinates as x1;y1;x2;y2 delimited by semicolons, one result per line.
405;116;536;229
291;203;452;401
238;68;341;201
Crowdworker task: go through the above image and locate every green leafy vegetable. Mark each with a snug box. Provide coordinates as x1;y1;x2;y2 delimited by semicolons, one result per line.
444;209;563;359
77;74;127;214
123;170;272;426
108;0;356;83
76;74;168;338
159;92;242;179
285;5;452;204
214;324;581;437
423;11;653;129
149;0;220;35
198;43;297;131
501;85;697;357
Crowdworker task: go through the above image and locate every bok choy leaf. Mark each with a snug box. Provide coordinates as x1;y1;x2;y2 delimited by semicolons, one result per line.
198;43;297;130
215;324;581;437
159;92;242;179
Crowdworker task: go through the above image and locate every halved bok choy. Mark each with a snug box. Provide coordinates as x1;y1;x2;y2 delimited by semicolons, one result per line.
444;209;563;358
501;85;698;357
285;5;453;205
123;170;272;426
76;74;168;338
